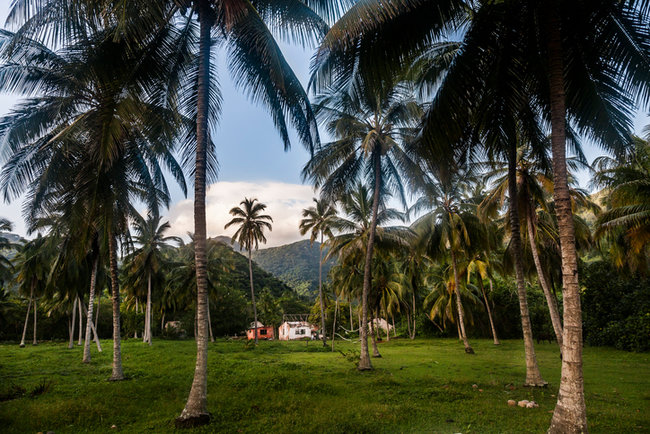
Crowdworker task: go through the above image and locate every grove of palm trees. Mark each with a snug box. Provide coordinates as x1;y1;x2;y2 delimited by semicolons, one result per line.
0;1;648;433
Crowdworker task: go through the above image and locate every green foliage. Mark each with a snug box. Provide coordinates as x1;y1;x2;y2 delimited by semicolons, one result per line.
582;260;650;352
251;240;334;299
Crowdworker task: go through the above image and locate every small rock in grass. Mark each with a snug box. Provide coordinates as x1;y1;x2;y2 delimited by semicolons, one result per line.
479;389;483;392
526;401;538;408
472;384;478;389
517;400;529;408
507;400;516;406
111;425;117;429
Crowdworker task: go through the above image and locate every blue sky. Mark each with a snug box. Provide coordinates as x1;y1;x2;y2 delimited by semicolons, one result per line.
0;4;648;245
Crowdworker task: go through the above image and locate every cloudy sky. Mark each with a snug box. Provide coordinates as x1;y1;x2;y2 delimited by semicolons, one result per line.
0;4;648;247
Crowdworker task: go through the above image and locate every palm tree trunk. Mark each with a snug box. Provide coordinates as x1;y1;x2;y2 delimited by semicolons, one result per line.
358;157;382;370
370;313;381;358
94;289;101;340
81;302;103;352
411;291;417;339
406;310;412;338
68;297;77;349
349;301;354;331
77;293;83;346
478;277;500;345
450;249;474;354
177;3;212;426
526;211;563;350
248;247;259;345
135;298;139;339
319;232;327;346
392;315;396;338
331;297;338;351
546;6;587;432
146;272;152;345
83;256;99;363
108;232;124;381
32;296;37;346
207;302;214;343
507;146;546;386
20;285;33;347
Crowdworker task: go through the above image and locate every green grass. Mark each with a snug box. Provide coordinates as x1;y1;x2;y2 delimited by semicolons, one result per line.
0;338;648;433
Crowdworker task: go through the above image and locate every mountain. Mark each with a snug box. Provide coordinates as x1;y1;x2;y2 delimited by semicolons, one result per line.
251;239;334;299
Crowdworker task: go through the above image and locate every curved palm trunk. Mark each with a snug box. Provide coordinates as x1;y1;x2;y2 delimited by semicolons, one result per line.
507;147;546;386
81;302;103;352
546;7;587;432
68;296;77;349
318;232;327;346
349;302;354;331
411;292;416;339
32;296;37;345
526;211;563;350
370;313;381;357
146;272;152;345
478;277;500;345
450;249;474;354
248;248;259;345
77;296;83;346
177;5;212;425
135;298;139;339
109;233;124;381
94;289;101;335
83;256;99;363
358;158;382;371
331;297;338;351
19;283;34;347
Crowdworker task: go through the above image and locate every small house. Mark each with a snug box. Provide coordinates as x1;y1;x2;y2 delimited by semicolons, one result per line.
246;321;274;340
278;321;316;340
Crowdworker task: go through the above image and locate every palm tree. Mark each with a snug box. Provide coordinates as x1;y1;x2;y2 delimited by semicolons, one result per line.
225;198;273;345
299;197;337;346
123;213;181;345
593;134;650;273
303;82;422;370
326;184;408;359
13;235;51;347
313;2;650;429
0;218;17;288
0;25;186;377
411;170;482;354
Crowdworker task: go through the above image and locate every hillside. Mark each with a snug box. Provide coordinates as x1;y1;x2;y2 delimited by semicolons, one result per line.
251;239;334;299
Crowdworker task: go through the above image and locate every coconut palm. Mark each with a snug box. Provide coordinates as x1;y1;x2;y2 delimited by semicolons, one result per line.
225;198;273;345
299;197;337;346
411;170;483;354
123;213;181;345
303;81;422;370
13;234;52;347
593;134;650;273
313;1;650;429
0;24;186;378
0;218;18;288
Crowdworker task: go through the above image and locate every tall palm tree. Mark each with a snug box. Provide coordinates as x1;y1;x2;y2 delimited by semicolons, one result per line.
303;82;422;370
299;197;337;346
0;25;186;378
312;2;649;429
225;198;273;345
411;170;483;354
326;184;408;359
13;235;52;347
593;134;650;273
0;218;17;288
123;213;181;345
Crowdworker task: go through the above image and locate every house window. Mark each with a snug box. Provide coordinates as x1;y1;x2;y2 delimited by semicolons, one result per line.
260;329;267;335
297;329;305;335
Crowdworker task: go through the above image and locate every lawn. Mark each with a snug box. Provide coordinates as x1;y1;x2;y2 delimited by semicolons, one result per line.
0;338;648;433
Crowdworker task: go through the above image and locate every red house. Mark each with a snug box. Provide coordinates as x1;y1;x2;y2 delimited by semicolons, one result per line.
246;321;274;340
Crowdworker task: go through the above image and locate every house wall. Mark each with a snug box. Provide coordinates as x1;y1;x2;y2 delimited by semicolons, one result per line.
279;322;312;340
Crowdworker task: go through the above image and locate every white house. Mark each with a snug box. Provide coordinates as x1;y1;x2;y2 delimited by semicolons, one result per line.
278;321;315;340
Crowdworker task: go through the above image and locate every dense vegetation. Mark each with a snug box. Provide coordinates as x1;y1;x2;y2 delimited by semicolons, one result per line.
251;240;334;298
0;0;648;432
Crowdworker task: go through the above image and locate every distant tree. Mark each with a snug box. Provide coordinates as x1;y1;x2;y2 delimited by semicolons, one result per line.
225;198;273;345
299;197;337;346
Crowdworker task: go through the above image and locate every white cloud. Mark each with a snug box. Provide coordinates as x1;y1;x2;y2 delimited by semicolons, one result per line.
164;181;317;247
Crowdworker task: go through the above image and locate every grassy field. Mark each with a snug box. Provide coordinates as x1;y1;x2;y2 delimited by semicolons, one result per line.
0;338;648;433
